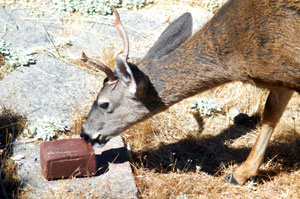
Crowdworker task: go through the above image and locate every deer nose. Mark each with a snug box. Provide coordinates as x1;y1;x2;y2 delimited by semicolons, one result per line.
80;130;91;142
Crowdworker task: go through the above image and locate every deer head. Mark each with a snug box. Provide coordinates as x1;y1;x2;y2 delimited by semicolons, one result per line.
80;6;192;147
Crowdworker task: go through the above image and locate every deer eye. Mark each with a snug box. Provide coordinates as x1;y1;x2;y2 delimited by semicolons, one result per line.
99;102;109;109
103;77;109;84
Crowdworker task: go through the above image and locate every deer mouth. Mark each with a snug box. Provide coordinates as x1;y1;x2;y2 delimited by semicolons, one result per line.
80;130;109;147
93;135;110;148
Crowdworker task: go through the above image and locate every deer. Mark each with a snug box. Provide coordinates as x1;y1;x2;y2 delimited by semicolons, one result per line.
80;0;300;185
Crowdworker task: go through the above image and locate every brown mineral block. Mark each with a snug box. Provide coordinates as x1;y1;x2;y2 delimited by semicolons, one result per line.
40;138;96;180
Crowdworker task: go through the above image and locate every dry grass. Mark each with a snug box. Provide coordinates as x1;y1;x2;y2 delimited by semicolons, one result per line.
0;107;27;199
0;53;7;80
123;83;300;199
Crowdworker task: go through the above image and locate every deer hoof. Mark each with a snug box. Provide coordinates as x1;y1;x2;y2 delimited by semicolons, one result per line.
225;174;239;185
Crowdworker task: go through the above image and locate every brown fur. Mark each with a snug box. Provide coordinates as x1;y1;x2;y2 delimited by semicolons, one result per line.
82;0;300;185
138;0;300;184
141;0;300;107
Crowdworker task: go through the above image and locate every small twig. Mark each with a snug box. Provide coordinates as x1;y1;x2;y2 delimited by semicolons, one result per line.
80;14;149;39
34;66;56;77
0;81;23;90
0;121;21;130
183;159;192;172
37;16;67;68
0;8;15;39
0;22;8;39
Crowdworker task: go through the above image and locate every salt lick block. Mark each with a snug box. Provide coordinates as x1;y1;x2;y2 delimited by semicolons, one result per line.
40;138;96;180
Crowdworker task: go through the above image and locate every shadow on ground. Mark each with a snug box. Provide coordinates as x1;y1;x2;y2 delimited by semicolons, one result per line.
0;108;26;199
95;147;130;176
130;113;300;183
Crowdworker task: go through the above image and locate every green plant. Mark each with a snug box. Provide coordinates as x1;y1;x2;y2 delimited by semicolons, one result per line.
52;0;119;16
201;0;227;13
52;0;153;16
191;98;222;116
23;116;70;141
0;39;36;78
123;0;153;9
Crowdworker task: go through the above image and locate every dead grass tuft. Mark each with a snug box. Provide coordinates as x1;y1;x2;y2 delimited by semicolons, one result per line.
1;159;20;199
0;53;7;80
0;53;5;67
100;45;116;69
69;114;85;137
0;106;27;199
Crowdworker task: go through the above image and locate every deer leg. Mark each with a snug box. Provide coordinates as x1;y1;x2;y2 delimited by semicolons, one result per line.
227;89;293;185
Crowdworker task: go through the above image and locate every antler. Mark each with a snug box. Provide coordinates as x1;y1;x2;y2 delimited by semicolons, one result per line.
111;5;129;61
80;6;128;83
81;52;117;83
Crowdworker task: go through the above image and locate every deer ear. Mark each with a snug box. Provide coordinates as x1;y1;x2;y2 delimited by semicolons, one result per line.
115;57;137;94
143;12;193;60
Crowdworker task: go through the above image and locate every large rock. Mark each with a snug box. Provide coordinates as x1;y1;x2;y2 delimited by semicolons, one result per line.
0;54;101;124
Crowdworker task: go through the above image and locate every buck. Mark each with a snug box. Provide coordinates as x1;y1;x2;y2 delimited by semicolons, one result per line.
80;1;300;185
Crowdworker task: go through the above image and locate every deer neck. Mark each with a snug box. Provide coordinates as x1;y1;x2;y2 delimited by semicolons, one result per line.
139;30;239;111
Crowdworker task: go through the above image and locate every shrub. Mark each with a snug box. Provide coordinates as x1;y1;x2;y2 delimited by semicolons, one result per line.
52;0;153;16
